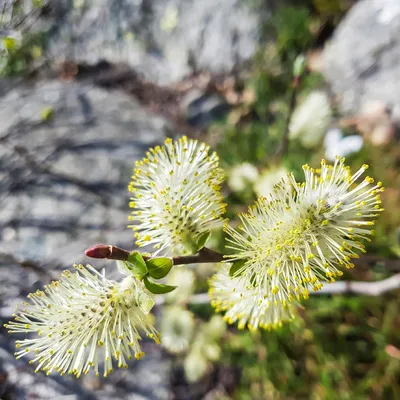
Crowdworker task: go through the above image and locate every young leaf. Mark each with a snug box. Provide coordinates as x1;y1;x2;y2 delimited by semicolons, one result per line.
146;257;173;279
229;260;246;277
135;286;155;314
116;260;132;276
143;276;176;294
117;260;146;279
122;251;148;279
195;231;211;252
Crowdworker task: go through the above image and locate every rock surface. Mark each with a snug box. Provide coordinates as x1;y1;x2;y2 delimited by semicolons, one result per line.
322;0;400;123
0;80;171;399
0;80;169;267
46;0;269;84
180;88;230;128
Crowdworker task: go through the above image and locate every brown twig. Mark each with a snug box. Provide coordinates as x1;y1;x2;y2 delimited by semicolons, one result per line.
85;244;224;265
86;244;400;272
85;245;400;300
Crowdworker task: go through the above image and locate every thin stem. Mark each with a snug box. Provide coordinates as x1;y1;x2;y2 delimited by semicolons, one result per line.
172;247;224;265
274;74;301;164
85;245;400;274
85;244;225;265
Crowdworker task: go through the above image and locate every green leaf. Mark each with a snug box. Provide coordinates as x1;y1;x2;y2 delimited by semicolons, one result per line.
146;257;173;279
195;231;211;252
136;288;155;314
120;251;148;279
116;260;131;275
117;261;146;279
229;260;246;277
181;233;198;254
143;276;176;294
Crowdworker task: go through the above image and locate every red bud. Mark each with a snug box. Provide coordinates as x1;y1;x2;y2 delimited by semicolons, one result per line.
85;245;112;259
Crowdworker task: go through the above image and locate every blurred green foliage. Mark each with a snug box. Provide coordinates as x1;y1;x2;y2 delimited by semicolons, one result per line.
221;292;400;400
270;6;313;59
312;0;355;19
1;32;46;76
203;3;400;399
213;5;321;202
0;0;47;76
2;1;398;398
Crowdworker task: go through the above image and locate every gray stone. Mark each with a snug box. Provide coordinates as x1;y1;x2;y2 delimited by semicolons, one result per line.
0;80;171;398
180;88;230;128
322;0;400;123
0;80;169;266
45;0;270;84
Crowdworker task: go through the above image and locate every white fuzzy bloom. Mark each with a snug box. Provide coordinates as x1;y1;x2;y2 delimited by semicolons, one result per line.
227;162;259;193
164;268;195;304
209;265;297;330
128;136;226;255
289;91;332;148
161;306;195;354
6;265;160;378
253;165;289;198
225;157;384;307
324;128;363;161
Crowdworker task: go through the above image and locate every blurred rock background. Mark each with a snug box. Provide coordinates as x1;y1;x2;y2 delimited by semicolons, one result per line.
1;0;400;399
